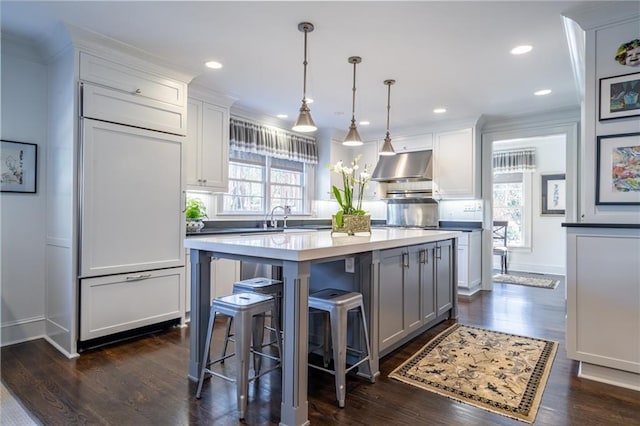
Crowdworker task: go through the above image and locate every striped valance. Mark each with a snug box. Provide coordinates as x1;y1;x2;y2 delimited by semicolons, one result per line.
229;117;318;164
493;148;536;173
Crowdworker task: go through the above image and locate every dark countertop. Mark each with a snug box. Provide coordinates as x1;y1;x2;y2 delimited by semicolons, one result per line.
438;221;483;232
562;222;640;229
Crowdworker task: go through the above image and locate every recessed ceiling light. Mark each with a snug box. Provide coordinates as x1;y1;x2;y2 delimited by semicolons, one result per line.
433;108;447;114
204;60;223;69
510;45;533;55
276;114;288;119
534;89;552;96
359;121;370;126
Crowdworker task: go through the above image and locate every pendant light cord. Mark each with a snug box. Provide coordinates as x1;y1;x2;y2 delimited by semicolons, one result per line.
386;82;391;133
302;29;308;103
351;61;357;124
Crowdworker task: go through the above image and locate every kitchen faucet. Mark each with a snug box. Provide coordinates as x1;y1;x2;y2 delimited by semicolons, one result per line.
264;205;291;229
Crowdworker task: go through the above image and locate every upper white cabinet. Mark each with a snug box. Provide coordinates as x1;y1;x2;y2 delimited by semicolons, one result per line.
392;133;433;153
80;52;187;135
360;142;380;199
433;127;480;199
184;92;234;193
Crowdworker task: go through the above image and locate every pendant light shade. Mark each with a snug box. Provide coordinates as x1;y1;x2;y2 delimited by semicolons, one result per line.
343;56;363;146
379;79;396;156
292;22;317;133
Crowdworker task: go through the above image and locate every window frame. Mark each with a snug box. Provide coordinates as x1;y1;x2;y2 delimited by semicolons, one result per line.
492;172;532;250
220;152;313;216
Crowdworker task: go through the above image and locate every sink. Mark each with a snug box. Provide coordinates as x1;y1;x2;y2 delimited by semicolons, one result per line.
237;228;318;236
283;228;317;233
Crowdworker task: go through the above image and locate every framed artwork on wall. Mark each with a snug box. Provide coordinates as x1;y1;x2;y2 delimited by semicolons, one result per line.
1;140;38;193
541;174;566;216
596;132;640;205
599;72;640;120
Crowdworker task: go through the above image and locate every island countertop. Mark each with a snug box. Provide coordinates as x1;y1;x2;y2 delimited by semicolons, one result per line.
184;228;463;262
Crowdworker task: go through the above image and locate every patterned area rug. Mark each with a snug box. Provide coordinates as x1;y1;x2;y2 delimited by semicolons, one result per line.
389;324;558;423
493;274;559;289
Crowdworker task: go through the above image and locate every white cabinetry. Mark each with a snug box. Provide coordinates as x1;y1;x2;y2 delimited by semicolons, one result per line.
392;133;433;153
456;231;482;296
433;128;480;199
360;142;380;199
185;91;234;192
80;52;187;135
566;226;640;390
185;249;240;313
80;268;184;341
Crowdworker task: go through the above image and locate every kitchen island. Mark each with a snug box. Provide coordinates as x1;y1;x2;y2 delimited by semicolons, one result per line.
184;228;462;426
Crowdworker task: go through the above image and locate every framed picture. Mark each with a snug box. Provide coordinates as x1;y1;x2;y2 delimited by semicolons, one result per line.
1;140;37;193
596;132;640;205
541;173;566;216
599;72;640;120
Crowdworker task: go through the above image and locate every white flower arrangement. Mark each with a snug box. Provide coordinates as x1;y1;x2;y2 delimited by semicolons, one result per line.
329;155;372;227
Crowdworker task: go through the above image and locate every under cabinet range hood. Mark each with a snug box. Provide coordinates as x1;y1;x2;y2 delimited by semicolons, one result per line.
371;150;433;182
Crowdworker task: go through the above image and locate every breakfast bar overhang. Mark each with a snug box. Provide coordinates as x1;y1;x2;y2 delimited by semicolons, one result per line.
185;228;462;426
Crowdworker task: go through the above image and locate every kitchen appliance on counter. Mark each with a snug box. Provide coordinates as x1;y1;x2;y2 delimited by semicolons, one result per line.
384;190;439;228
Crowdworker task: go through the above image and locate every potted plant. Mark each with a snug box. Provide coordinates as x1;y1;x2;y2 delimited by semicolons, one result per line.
185;197;208;232
329;155;372;235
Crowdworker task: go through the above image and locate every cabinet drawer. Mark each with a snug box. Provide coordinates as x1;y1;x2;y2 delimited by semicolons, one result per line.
80;52;186;108
80;267;184;341
82;82;186;135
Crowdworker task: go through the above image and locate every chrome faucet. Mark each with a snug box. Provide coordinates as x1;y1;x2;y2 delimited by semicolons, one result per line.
264;205;291;229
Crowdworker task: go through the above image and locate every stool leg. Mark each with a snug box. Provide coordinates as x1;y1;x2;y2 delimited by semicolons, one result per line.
330;307;347;408
358;304;375;383
252;313;266;376
322;311;331;368
196;309;217;399
235;312;251;420
221;316;233;363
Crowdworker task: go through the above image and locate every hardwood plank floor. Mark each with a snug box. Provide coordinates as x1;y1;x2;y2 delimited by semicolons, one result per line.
2;274;639;425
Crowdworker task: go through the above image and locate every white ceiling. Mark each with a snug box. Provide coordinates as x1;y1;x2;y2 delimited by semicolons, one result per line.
0;1;606;140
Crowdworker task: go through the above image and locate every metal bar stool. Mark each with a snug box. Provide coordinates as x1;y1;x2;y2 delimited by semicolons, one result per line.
221;277;283;375
195;292;282;420
308;288;374;408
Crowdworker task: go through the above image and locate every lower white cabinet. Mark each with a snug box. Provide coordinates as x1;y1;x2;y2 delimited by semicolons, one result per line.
80;267;184;341
566;226;640;389
457;231;482;296
185;249;240;313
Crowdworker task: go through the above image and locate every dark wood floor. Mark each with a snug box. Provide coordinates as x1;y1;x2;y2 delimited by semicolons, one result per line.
3;273;639;425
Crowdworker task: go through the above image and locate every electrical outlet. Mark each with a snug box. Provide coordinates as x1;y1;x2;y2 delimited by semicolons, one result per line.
345;257;355;273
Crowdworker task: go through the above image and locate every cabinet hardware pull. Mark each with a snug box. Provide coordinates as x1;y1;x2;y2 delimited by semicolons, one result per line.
126;273;152;281
402;252;409;268
134;88;142;94
419;249;426;264
202;179;207;183
436;246;442;260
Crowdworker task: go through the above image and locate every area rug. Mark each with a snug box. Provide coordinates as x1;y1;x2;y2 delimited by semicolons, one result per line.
389;323;558;423
493;273;559;289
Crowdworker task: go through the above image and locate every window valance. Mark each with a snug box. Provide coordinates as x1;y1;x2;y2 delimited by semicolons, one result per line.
493;148;536;173
229;117;318;164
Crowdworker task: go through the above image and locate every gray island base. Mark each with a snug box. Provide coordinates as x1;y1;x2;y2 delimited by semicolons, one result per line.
185;228;462;426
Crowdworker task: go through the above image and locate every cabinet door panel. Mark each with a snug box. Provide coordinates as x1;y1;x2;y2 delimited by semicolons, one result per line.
436;240;454;316
421;244;437;323
80;119;184;277
405;246;423;333
378;248;406;351
201;102;229;191
434;128;478;198
184;99;202;188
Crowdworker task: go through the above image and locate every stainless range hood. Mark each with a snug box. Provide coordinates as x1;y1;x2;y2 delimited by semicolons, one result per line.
371;150;433;182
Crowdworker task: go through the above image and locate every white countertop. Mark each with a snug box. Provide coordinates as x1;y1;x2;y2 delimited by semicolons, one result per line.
184;228;462;262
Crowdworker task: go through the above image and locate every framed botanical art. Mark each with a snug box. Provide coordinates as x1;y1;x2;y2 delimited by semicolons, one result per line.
596;133;640;205
541;174;566;216
1;140;38;193
599;72;640;120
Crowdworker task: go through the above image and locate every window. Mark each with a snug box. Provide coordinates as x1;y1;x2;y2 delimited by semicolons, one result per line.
493;172;530;247
222;150;311;214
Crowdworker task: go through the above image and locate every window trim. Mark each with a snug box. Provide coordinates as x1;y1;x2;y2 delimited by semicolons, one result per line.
492;172;532;250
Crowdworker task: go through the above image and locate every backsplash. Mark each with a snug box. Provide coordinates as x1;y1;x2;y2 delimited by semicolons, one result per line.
439;199;484;221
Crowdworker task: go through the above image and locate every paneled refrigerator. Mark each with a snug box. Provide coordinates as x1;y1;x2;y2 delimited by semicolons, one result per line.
78;86;185;345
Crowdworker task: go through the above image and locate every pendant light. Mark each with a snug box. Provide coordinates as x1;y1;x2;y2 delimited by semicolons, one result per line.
343;56;363;146
292;22;317;133
379;79;397;156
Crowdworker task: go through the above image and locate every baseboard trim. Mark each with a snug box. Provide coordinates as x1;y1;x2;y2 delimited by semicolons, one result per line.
578;361;640;391
1;316;45;347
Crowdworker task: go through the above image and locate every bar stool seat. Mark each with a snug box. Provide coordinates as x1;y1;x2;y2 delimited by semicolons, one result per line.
308;288;374;408
195;292;282;420
222;277;283;375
